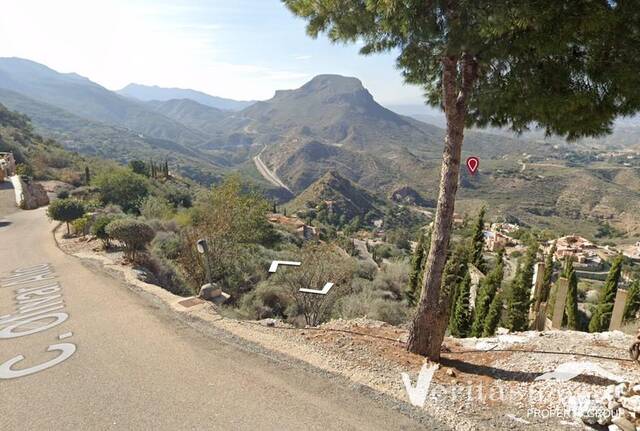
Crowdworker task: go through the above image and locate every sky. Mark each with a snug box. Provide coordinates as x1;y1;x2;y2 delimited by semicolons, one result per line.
0;0;431;108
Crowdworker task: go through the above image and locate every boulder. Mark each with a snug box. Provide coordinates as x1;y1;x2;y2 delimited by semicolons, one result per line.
199;283;222;300
10;175;49;209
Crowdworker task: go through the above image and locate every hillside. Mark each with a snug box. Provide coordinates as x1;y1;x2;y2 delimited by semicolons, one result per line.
146;99;230;136
0;58;206;147
0;102;87;182
0;88;224;185
3;58;640;239
287;170;382;219
119;83;255;111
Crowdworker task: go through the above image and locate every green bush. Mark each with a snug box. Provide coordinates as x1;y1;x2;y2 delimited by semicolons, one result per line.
151;231;182;260
56;190;69;199
105;218;155;261
94;168;149;213
140;195;175;220
72;214;92;236
91;214;119;248
47;198;85;236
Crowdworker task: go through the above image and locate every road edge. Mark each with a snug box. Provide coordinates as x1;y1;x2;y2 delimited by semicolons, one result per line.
50;223;454;430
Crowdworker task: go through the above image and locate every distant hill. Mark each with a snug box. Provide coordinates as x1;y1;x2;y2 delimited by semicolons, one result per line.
0;57;206;147
119;83;255;111
0;88;223;185
146;99;230;136
287;170;382;219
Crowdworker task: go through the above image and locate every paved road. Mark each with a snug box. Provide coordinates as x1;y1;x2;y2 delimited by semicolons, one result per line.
253;146;292;192
0;181;431;430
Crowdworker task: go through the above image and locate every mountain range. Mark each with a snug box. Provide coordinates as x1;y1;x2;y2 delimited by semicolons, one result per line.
2;57;640;238
118;83;255;111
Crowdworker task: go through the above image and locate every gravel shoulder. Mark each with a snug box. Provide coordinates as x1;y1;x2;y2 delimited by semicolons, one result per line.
55;231;640;430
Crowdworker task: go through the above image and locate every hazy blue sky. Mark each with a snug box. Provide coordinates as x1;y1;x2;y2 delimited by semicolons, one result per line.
0;0;430;107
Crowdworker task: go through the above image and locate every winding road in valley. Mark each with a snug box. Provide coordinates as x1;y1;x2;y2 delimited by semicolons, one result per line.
253;146;292;192
0;181;430;430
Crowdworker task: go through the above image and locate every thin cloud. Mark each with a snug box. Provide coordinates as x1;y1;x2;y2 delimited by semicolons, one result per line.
295;55;312;60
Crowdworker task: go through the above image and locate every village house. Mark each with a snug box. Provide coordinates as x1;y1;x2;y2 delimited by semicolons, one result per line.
484;230;514;252
0;152;16;181
268;213;319;241
554;235;597;262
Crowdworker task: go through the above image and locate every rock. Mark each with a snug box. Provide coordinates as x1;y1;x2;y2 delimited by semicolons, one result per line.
608;424;622;431
199;283;222;300
446;369;456;377
260;318;277;327
615;383;630;399
632;384;640;394
496;327;510;335
611;416;635;431
10;175;50;209
620;395;640;414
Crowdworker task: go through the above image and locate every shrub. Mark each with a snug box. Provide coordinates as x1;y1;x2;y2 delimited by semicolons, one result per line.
105;218;155;261
94;168;149;213
355;260;378;280
140;195;175;220
139;252;190;296
47;199;85;236
72;214;92;236
91;214;118;248
56;190;69;199
334;289;409;325
239;282;292;320
371;260;410;299
151;231;182;260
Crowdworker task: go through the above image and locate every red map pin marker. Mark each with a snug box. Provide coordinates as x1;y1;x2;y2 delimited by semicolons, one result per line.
466;156;479;174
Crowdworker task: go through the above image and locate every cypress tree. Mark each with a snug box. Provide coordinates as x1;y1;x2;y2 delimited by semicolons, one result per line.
406;228;431;306
589;255;624;332
85;166;91;185
450;271;472;337
471;249;504;337
470;207;486;273
563;258;579;330
483;291;504;337
538;242;556;305
444;243;470;329
506;244;537;331
624;280;640;321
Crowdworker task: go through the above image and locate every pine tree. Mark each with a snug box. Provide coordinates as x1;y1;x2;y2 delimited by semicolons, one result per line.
406;228;431;306
450;272;472;337
589;255;624;332
85;166;91;185
482;292;504;337
624;280;640;321
470;207;486;273
471;249;504;337
506;244;537;331
563;258;579;330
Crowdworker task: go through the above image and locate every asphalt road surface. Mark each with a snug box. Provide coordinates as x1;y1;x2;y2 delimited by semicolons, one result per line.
0;182;432;430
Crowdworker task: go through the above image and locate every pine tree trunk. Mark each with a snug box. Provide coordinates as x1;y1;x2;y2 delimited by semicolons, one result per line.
406;54;477;359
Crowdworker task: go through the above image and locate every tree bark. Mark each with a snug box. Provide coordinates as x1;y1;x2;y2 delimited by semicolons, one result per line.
406;54;477;359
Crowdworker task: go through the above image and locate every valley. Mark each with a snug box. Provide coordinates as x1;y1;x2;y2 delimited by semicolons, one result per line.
1;57;639;241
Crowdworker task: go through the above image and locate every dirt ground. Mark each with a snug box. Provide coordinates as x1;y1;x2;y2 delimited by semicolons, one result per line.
56;232;640;430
